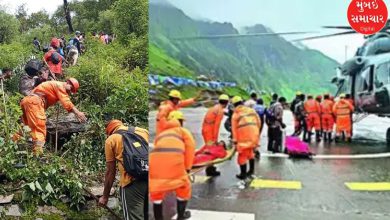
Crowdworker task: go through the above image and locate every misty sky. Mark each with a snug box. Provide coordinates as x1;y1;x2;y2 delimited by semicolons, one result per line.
167;0;390;63
0;0;63;14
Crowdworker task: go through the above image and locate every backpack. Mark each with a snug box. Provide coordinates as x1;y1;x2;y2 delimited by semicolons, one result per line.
285;136;313;158
115;127;149;181
51;52;61;64
254;104;265;117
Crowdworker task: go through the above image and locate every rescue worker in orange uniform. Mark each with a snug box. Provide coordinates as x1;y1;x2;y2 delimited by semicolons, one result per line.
231;96;261;180
150;111;196;220
20;79;87;156
320;94;335;142
333;94;354;142
345;94;354;137
156;89;199;135
201;94;229;176
44;38;63;77
304;95;321;142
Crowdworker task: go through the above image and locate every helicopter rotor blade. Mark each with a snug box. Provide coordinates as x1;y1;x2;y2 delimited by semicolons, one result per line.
173;31;313;40
322;25;353;30
292;30;357;41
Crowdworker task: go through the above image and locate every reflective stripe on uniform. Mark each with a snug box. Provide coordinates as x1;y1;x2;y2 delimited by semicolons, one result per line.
238;122;258;129
151;147;184;153
154;133;183;143
237;113;257;122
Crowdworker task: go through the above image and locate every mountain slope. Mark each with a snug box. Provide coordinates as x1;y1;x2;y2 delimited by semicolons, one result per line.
149;2;340;98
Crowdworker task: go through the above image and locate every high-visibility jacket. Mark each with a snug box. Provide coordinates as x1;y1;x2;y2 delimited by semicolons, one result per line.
150;120;196;193
44;49;62;75
231;105;261;152
320;99;334;115
333;99;354;118
31;81;75;112
202;104;225;145
304;99;321;115
156;99;195;135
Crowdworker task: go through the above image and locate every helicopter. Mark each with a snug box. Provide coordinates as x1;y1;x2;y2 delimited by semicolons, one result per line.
293;22;390;142
175;22;390;142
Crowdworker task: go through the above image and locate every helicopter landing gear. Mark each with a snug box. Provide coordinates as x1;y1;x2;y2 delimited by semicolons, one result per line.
386;128;390;144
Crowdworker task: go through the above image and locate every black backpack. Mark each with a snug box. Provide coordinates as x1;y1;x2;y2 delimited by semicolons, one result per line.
51;52;61;64
115;127;149;181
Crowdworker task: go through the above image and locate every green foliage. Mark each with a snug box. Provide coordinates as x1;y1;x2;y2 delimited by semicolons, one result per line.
0;10;20;44
0;0;148;215
111;0;148;41
149;44;195;78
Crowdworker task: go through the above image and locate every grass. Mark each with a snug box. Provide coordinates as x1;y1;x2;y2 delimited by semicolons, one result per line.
149;44;195;78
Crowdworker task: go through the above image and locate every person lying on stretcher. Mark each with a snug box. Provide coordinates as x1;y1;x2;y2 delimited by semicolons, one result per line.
193;141;227;176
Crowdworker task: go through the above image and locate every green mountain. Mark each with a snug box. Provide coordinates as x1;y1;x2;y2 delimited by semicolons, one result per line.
149;1;340;99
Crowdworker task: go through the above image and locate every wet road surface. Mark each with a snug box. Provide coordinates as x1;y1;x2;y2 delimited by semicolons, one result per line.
148;108;390;220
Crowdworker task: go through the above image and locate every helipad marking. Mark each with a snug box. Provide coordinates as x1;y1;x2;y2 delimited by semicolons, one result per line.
172;209;255;220
193;175;211;184
345;182;390;191
250;179;302;190
149;143;390;159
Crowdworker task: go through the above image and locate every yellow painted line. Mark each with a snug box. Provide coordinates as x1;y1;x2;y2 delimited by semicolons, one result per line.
345;182;390;191
250;179;302;190
193;175;211;184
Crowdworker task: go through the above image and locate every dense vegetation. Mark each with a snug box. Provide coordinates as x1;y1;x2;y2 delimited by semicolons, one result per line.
149;1;340;100
0;0;147;217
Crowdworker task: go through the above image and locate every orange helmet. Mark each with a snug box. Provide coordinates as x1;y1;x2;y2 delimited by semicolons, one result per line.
50;38;60;48
66;78;79;93
105;120;123;135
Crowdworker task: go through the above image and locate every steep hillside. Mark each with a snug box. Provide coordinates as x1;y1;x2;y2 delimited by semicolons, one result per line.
149;2;340;98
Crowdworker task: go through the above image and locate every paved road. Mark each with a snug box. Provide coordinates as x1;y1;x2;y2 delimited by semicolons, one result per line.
148;108;390;220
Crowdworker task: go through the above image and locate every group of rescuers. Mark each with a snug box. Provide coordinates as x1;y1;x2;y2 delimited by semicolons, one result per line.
150;89;355;220
2;40;149;220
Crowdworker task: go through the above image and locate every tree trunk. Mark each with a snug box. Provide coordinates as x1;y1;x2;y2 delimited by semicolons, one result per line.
63;0;74;33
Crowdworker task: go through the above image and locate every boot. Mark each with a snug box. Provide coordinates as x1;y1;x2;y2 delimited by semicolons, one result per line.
205;166;220;177
177;200;191;220
303;130;308;142
236;164;247;180
306;132;312;143
328;132;332;142
247;159;255;178
316;131;321;142
323;132;328;142
153;203;163;220
335;136;340;143
254;150;260;160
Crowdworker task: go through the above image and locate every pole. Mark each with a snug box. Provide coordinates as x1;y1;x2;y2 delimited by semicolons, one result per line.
55;105;59;153
82;187;123;220
1;79;9;144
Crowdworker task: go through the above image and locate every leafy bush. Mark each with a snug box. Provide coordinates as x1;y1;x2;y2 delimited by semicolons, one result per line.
0;0;148;213
0;10;20;44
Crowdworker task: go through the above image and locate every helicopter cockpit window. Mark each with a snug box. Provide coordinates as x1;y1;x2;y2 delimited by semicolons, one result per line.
361;66;372;91
374;62;390;88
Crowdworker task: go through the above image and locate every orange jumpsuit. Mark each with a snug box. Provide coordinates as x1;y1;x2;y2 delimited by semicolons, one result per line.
44;49;63;76
232;105;261;165
20;81;75;155
333;99;354;138
304;99;321;132
320;99;334;132
156;99;195;135
150;121;196;202
201;104;225;146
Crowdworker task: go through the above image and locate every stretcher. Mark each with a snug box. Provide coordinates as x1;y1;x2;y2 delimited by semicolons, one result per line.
190;146;236;175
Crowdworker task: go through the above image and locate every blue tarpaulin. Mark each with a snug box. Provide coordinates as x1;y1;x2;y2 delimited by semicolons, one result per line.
148;74;237;89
